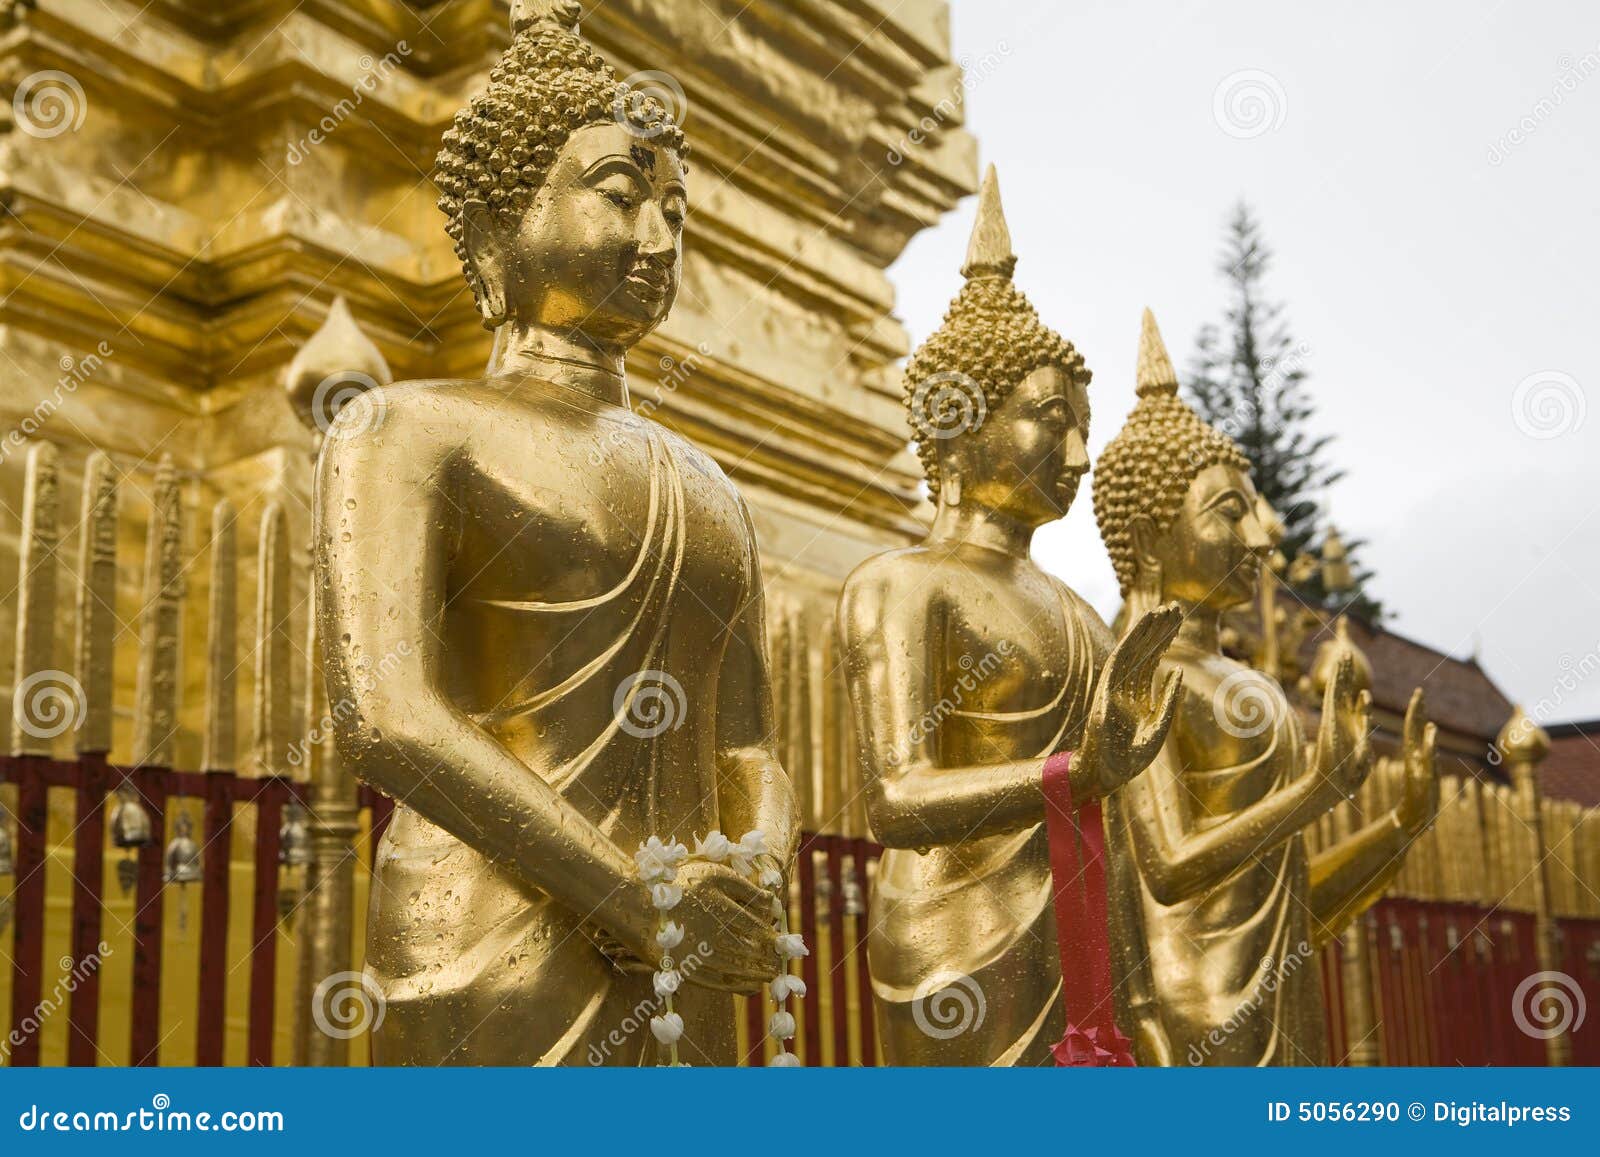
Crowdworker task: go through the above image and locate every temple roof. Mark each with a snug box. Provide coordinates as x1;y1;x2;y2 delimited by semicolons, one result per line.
1541;721;1600;806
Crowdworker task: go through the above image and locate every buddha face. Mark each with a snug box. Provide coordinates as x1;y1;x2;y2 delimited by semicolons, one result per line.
946;364;1089;527
1147;463;1274;611
466;121;687;351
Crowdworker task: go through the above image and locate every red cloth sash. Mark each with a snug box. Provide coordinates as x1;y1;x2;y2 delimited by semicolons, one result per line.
1042;751;1135;1066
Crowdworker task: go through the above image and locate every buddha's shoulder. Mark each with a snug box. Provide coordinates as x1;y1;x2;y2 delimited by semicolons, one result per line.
1046;578;1114;645
838;547;966;631
325;376;642;443
841;546;952;597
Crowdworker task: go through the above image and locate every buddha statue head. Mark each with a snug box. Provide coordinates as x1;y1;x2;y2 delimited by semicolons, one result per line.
903;165;1091;526
435;0;688;357
1093;310;1272;615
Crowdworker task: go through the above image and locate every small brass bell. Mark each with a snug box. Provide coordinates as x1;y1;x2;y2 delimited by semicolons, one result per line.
276;803;312;924
279;802;312;868
164;811;203;885
841;857;865;918
110;783;154;896
814;870;833;925
164;811;203;932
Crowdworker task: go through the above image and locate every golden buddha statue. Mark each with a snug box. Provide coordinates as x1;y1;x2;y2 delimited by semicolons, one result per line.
1091;310;1439;1066
314;0;796;1065
837;168;1184;1066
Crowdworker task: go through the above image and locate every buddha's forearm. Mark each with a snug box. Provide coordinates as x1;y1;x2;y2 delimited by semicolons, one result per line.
718;746;799;868
339;697;653;950
867;760;1044;849
1307;810;1409;945
1139;772;1327;903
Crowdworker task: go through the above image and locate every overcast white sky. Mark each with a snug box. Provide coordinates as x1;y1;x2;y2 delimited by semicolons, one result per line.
889;0;1600;725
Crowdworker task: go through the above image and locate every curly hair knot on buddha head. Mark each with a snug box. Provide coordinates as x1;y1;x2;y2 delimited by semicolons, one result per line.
434;1;687;324
902;166;1090;498
1093;309;1252;596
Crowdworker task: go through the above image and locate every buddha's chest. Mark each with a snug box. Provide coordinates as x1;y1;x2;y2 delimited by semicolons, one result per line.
937;573;1099;759
1175;660;1303;815
450;416;752;626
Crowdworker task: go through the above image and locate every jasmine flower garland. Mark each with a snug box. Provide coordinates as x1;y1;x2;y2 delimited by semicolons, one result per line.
634;830;808;1066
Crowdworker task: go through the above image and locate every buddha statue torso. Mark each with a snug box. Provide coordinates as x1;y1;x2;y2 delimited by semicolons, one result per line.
1095;309;1437;1067
315;3;796;1067
840;168;1182;1067
854;546;1111;1066
350;376;757;1065
1108;648;1322;1066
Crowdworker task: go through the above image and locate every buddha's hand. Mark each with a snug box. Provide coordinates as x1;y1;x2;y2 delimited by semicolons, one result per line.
1396;688;1439;837
1076;603;1184;797
663;860;780;994
1313;655;1374;799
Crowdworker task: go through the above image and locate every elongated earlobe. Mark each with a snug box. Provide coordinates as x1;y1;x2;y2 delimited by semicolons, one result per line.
462;198;509;330
943;471;962;507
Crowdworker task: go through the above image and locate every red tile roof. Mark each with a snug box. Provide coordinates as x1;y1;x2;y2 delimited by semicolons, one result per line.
1542;721;1600;807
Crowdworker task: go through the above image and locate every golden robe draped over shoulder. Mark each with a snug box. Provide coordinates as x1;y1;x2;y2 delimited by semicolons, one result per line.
867;587;1100;1066
366;422;744;1066
1107;695;1327;1067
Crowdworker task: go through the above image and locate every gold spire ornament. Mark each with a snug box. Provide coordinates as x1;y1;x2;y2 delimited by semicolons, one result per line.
315;1;794;1065
1092;309;1439;1065
1321;527;1355;595
838;170;1183;1065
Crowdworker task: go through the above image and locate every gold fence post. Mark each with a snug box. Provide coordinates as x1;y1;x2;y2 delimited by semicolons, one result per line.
285;296;392;1065
1496;707;1567;1066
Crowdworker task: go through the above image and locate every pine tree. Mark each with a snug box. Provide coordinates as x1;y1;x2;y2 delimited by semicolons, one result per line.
1186;202;1383;620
